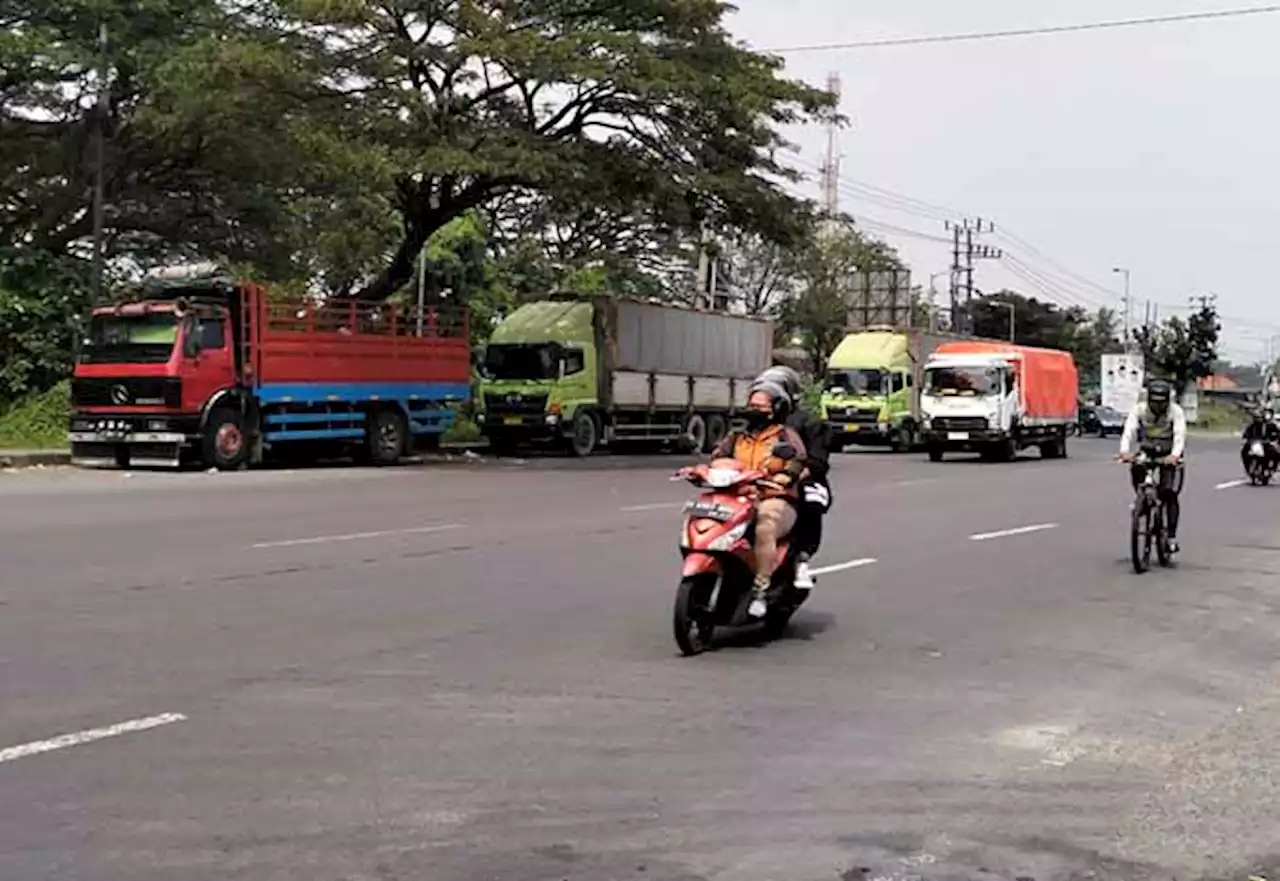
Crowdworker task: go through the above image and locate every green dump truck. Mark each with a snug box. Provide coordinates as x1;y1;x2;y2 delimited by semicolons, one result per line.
822;328;964;452
477;298;772;456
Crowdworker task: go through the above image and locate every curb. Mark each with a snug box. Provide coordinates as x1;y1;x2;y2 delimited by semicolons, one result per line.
0;441;490;470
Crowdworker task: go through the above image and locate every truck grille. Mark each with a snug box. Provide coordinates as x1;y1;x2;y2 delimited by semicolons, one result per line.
484;392;548;415
931;416;988;431
827;407;880;424
72;377;182;408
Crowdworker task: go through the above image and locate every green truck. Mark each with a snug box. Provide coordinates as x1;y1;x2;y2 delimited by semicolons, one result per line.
477;297;772;456
822;328;963;452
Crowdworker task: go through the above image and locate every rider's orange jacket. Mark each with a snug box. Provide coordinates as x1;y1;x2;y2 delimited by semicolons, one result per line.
713;423;807;495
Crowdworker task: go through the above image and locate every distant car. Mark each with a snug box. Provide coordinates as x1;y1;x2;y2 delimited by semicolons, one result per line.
1079;405;1126;437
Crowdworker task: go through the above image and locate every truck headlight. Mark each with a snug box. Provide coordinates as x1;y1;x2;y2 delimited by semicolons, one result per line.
476;412;486;423
544;413;560;425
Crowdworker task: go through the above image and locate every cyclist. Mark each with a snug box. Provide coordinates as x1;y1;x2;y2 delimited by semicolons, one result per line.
1117;379;1186;553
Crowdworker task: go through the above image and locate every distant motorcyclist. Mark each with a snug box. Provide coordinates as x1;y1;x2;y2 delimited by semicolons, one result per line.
1241;406;1280;471
1118;379;1186;553
710;379;808;617
754;365;830;590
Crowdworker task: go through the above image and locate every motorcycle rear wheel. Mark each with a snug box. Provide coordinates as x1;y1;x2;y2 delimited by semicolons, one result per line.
674;574;717;656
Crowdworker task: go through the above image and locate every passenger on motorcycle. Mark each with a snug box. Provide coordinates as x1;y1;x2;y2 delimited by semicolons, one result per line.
1241;406;1280;470
753;365;831;589
1117;379;1186;554
710;379;808;618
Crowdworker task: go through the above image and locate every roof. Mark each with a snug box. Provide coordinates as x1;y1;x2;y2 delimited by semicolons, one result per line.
828;331;908;370
1197;374;1239;390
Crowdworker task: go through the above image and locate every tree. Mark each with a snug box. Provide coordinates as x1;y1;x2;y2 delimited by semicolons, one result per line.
0;248;90;408
1131;302;1220;394
718;230;805;317
778;222;905;374
270;0;836;300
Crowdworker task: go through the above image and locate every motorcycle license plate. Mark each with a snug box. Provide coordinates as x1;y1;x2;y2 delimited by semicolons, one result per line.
683;500;733;520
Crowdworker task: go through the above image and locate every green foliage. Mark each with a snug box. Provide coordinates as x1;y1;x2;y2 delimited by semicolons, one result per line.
969;293;1123;382
777;221;906;373
0;382;71;449
1132;302;1220;394
0;249;89;407
1195;399;1247;433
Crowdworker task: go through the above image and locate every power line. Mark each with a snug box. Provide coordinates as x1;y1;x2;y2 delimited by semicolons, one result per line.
764;4;1280;53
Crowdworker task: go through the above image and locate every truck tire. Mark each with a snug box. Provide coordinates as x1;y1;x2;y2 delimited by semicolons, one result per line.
367;409;407;466
927;445;943;462
681;413;708;454
203;406;250;471
704;414;729;454
569;409;599;457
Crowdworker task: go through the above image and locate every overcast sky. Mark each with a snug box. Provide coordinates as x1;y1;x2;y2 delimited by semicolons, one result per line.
727;0;1280;363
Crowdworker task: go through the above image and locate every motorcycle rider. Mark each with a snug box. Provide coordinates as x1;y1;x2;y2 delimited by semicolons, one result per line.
709;379;808;618
1241;406;1280;472
1117;379;1187;553
753;364;831;590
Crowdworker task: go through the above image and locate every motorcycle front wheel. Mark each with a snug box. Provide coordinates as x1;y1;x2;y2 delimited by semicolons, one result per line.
674;574;718;656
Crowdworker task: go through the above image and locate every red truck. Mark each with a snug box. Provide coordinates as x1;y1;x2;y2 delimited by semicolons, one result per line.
68;263;470;469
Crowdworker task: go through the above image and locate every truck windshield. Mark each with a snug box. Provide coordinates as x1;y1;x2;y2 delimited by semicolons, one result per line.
80;314;178;364
826;369;885;395
483;343;560;380
925;366;1001;396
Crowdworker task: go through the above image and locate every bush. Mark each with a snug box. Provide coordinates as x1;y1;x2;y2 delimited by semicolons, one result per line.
0;382;71;449
444;414;481;443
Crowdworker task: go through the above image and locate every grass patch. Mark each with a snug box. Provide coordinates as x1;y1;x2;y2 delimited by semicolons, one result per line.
444;414;481;443
1194;399;1247;433
0;382;71;449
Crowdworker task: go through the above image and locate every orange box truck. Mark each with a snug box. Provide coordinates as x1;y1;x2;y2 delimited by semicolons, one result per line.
919;340;1078;461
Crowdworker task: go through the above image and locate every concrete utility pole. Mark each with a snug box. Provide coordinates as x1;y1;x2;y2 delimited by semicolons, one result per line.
818;71;841;216
944;218;1000;334
1112;267;1131;350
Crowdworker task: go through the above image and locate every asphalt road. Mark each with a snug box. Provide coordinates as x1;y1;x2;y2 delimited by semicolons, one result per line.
3;435;1280;881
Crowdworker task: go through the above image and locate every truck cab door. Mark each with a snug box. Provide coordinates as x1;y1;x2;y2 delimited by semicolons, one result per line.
179;314;236;412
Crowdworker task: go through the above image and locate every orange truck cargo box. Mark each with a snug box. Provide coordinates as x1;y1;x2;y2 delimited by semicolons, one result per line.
933;340;1078;422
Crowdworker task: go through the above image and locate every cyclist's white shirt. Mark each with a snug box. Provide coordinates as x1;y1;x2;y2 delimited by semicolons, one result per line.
1119;402;1186;458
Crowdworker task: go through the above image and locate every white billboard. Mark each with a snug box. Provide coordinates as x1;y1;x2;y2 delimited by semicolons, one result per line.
1101;354;1144;414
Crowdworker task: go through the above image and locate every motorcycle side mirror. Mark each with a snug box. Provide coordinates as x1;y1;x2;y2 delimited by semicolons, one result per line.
771;442;797;460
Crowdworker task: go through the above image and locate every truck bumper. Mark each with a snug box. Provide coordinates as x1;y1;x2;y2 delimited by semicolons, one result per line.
922;428;1006;450
826;421;891;445
68;414;200;467
479;412;566;443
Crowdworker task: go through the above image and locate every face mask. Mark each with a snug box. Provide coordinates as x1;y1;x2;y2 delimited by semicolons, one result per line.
743;409;770;430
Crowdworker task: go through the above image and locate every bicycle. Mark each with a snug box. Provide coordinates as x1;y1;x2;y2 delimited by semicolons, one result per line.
1125;450;1173;573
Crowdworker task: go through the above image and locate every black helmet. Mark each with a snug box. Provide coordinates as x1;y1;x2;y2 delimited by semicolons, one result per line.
1147;379;1172;409
746;378;792;423
757;366;802;405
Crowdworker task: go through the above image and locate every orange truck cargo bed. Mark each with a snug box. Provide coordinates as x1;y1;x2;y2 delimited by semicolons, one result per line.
933;340;1078;422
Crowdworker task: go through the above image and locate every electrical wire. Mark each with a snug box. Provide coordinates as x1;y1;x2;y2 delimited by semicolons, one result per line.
763;4;1280;53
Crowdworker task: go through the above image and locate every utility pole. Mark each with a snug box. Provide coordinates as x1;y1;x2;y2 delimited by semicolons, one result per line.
91;22;109;305
818;71;841;217
945;218;1000;334
1112;267;1131;350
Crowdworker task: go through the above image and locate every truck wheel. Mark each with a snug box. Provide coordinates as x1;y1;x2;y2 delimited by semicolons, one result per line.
889;427;908;453
367;409;407;466
569;410;599;457
203;407;250;471
927;446;943;462
704;414;729;454
681;413;708;454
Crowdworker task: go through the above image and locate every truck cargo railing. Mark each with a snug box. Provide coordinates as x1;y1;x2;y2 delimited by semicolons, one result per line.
260;300;468;340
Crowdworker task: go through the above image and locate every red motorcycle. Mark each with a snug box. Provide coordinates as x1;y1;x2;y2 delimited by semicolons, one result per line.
671;455;810;655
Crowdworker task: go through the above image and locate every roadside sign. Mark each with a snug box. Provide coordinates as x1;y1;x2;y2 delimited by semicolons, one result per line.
1101;354;1144;413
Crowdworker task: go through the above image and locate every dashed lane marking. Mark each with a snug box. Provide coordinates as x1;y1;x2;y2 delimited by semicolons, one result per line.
251;523;464;548
809;557;877;576
969;523;1058;541
0;713;187;765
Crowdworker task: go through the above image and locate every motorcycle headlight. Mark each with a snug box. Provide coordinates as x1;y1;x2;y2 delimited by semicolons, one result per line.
706;467;740;488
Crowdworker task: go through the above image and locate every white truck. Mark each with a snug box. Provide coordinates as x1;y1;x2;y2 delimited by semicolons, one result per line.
920;340;1079;462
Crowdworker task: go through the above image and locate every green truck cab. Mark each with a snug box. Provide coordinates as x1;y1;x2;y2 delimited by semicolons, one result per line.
822;328;955;452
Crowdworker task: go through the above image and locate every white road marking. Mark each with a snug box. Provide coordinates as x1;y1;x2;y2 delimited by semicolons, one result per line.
1216;478;1247;489
0;713;186;764
809;557;877;576
619;502;681;512
251;523;464;548
969;523;1058;541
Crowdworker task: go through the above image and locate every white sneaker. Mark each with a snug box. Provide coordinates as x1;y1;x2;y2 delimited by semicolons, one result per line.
794;561;815;590
748;598;768;618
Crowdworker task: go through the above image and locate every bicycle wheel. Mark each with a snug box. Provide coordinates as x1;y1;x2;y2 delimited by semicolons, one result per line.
1154;504;1173;567
1130;496;1151;573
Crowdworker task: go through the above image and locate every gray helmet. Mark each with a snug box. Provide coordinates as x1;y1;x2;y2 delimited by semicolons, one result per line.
745;378;793;423
757;366;802;404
